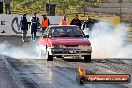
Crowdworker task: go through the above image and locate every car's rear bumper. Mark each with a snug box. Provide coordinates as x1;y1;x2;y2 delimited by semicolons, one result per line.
48;46;92;56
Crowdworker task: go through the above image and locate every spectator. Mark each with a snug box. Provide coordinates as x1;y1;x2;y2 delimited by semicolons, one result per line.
60;16;67;25
0;0;3;14
70;15;81;29
4;0;12;14
41;14;50;33
30;13;39;41
82;16;93;30
83;16;93;36
20;14;28;42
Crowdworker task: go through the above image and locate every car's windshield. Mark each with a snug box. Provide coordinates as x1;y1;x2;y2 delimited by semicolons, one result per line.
48;26;84;37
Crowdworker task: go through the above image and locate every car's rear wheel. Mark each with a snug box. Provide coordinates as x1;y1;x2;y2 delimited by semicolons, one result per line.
40;46;53;61
84;55;91;62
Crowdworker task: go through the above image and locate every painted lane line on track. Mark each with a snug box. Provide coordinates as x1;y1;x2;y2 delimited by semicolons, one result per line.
4;59;23;88
4;59;42;88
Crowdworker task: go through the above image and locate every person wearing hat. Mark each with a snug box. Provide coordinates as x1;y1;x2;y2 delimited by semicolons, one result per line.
41;14;50;33
30;13;39;41
60;16;67;25
82;16;93;30
82;16;93;36
83;16;93;30
20;14;28;42
70;15;81;29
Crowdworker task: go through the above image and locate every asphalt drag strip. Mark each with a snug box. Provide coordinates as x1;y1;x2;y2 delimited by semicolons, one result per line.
3;57;131;88
0;59;18;88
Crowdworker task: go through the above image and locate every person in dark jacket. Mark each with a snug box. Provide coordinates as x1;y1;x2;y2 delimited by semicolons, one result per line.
70;15;81;29
30;13;39;41
82;16;94;36
82;16;93;31
20;14;28;42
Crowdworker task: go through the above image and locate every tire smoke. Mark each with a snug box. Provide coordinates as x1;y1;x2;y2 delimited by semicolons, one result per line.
88;22;132;59
0;41;41;59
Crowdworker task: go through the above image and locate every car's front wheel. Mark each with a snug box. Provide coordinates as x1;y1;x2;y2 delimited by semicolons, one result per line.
40;46;53;61
84;55;91;62
46;51;53;61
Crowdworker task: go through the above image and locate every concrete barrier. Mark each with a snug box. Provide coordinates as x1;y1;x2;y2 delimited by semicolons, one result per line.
0;14;64;36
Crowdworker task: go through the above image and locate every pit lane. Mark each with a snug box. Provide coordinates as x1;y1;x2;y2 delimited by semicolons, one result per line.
0;36;132;88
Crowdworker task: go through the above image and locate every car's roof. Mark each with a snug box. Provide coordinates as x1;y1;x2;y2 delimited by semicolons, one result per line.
49;25;78;28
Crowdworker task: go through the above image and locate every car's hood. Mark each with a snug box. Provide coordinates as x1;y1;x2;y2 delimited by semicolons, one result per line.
48;37;91;46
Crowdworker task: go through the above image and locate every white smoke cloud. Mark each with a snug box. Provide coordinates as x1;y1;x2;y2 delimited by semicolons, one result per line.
88;22;132;59
0;41;41;59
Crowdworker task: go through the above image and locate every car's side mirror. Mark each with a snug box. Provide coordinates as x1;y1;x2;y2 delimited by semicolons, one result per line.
85;35;89;38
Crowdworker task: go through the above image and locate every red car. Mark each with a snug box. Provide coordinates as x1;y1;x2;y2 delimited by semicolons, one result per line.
39;25;92;62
